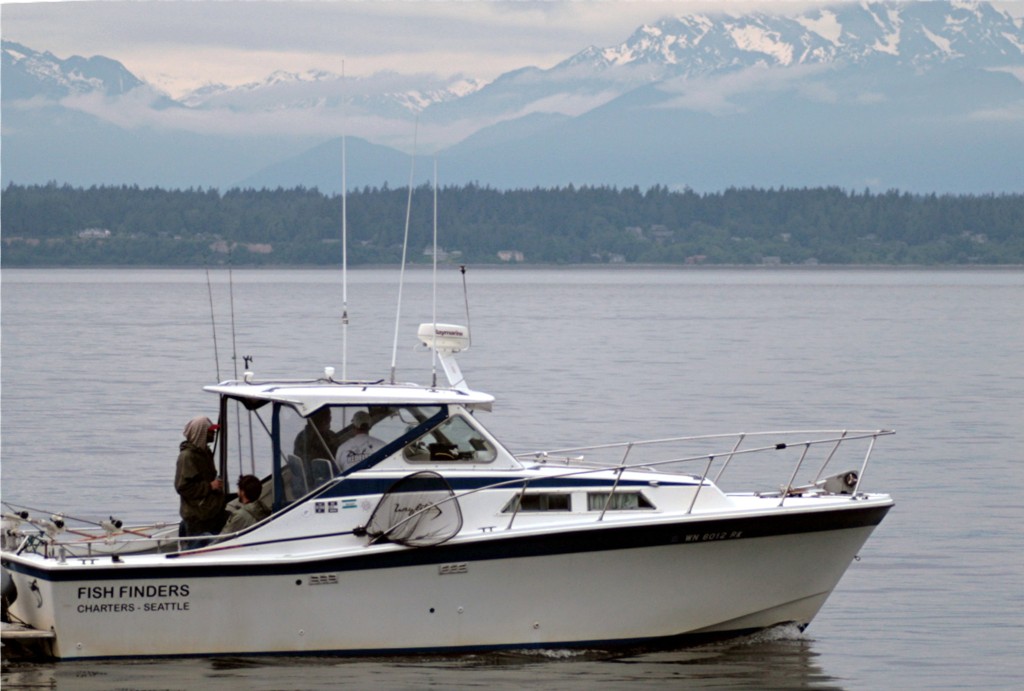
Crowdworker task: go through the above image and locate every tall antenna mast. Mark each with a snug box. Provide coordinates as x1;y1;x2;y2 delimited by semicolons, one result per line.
226;247;249;475
228;248;239;383
431;157;439;389
390;116;418;384
341;60;349;381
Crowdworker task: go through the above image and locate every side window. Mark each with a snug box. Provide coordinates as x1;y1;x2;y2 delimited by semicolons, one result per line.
587;492;655;511
501;493;571;513
404;415;496;463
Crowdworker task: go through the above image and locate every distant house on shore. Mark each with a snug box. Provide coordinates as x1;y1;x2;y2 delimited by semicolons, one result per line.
497;250;524;263
210;240;273;255
78;228;111;239
423;246;449;261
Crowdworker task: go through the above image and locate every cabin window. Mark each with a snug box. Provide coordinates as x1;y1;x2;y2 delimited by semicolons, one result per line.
280;405;444;499
586;492;654;511
403;414;496;463
502;493;572;513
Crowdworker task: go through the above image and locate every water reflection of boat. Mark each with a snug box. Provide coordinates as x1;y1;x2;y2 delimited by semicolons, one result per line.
1;323;893;659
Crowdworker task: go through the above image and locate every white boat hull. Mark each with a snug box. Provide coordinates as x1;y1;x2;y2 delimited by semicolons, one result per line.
3;501;889;659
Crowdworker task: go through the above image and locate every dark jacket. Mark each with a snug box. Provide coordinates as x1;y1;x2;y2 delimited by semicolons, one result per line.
175;441;224;525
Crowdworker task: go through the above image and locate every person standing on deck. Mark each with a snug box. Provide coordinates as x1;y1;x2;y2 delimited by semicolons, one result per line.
175;416;227;541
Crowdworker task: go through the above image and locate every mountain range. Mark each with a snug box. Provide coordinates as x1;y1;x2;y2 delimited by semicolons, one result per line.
2;1;1022;194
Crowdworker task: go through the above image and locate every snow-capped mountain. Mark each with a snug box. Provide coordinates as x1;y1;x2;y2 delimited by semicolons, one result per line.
501;0;1024;121
180;68;487;118
181;1;1024;119
179;70;339;108
560;0;1022;76
2;1;1022;194
1;40;147;100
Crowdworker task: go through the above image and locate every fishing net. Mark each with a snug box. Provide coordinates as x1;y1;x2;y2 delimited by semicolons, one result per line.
360;471;462;547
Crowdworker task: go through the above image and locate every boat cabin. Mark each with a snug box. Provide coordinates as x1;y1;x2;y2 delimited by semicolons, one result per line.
205;378;514;514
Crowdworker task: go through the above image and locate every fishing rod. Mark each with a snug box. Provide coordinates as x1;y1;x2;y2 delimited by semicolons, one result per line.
0;501;158;537
205;264;221;380
3;501;99;527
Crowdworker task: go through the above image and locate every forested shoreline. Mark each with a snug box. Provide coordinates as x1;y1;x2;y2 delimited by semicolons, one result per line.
3;183;1022;266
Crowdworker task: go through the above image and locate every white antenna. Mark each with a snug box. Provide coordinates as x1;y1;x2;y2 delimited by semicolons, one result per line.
226;252;250;476
340;60;349;381
417;162;472;393
390;116;418;384
431;158;439;388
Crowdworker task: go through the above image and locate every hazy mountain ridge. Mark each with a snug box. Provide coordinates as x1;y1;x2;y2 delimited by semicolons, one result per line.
2;1;1022;193
178;69;487;116
178;1;1024;114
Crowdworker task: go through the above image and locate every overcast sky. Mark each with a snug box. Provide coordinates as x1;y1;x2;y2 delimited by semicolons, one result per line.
7;0;997;97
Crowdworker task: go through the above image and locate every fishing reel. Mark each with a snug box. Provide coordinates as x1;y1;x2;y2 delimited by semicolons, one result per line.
101;516;124;536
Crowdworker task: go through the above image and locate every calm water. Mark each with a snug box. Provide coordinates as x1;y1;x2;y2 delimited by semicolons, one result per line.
2;267;1022;689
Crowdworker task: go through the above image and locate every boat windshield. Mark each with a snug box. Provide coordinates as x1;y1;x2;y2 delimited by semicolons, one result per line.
277;404;444;499
403;414;497;463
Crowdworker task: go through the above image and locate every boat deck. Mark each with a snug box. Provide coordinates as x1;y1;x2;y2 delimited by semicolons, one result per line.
2;621;54;640
1;620;55;659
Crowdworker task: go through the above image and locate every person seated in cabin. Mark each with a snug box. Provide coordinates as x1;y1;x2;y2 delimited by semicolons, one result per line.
219;474;271;538
335;411;386;471
175;416;227;547
293;407;342;461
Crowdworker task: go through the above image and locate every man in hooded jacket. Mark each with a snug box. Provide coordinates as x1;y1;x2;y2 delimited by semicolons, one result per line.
175;416;226;542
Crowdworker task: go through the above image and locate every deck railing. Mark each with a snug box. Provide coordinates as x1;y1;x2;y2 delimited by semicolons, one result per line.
3;429;894;557
389;428;895;535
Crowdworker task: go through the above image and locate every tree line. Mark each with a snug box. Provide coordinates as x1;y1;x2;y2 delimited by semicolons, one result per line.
2;182;1022;266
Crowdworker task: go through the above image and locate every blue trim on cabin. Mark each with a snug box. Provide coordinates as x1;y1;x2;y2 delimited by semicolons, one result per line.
316;474;693;499
272;404;284;512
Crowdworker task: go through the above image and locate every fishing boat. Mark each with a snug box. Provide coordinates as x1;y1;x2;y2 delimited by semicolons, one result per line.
2;151;893;659
2;319;894;659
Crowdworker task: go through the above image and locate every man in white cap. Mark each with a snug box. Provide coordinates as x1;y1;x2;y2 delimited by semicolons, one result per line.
335;411;386;471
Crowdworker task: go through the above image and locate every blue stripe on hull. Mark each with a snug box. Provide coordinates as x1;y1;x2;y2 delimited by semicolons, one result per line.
2;503;890;583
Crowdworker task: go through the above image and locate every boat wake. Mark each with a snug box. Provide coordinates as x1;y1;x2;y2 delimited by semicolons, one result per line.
742;622;807;644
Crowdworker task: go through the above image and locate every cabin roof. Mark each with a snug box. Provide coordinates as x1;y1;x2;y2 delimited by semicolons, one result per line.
204;379;495;416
